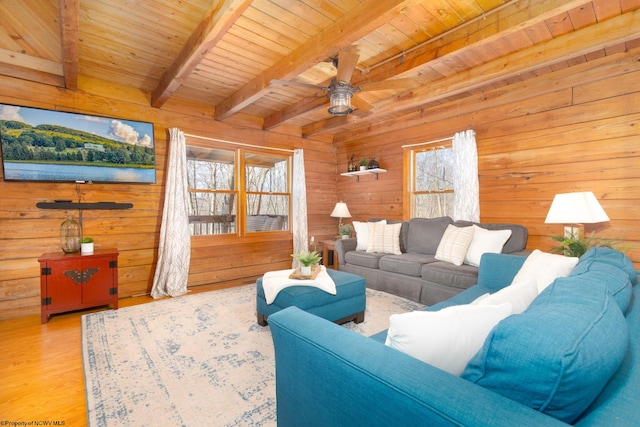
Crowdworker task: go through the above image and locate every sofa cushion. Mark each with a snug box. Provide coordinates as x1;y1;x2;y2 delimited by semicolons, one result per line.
576;247;637;284
511;249;579;293
464;225;512;267
471;278;538;314
571;262;632;313
435;225;475;266
344;250;386;269
367;222;402;255
455;221;528;254
421;261;479;290
378;253;437;277
406;217;453;254
353;220;386;251
385;303;512;376
462;277;629;423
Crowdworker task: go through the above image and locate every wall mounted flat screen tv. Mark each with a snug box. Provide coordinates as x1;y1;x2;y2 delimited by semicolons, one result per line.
0;103;156;184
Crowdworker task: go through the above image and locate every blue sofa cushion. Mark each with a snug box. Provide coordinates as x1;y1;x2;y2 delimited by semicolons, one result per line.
571;262;632;313
577;247;637;284
462;277;629;423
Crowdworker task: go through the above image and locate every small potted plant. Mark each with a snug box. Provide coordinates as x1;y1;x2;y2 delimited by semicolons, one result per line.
339;223;353;239
291;250;322;275
359;158;369;171
81;237;94;255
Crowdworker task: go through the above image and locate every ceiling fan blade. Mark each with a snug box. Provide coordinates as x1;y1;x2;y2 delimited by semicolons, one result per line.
335;48;360;84
270;79;324;90
351;96;374;112
358;78;420;92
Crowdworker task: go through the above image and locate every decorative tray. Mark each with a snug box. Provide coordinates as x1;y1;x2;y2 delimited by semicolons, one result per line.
289;265;321;280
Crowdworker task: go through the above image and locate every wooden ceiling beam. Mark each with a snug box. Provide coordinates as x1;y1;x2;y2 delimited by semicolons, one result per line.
350;0;590;86
332;9;640;142
282;0;590;132
151;0;252;108
214;0;420;121
58;0;79;90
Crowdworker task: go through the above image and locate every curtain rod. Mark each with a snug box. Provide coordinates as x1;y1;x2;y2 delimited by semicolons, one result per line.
401;136;453;149
183;133;295;153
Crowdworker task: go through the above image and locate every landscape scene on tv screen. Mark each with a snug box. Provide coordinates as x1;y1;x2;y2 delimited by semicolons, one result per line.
0;103;156;184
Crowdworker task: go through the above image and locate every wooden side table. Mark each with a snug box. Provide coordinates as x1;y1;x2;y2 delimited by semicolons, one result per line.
38;248;119;323
320;239;339;270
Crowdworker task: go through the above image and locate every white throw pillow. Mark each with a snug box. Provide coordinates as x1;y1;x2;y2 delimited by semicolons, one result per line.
353;220;386;251
471;278;538;314
366;222;402;255
435;225;475;266
385;303;513;376
512;249;579;293
464;225;513;267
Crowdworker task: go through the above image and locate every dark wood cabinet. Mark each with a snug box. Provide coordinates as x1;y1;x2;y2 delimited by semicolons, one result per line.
38;249;119;323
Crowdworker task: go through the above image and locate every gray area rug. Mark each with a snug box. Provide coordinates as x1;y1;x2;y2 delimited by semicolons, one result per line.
82;284;424;426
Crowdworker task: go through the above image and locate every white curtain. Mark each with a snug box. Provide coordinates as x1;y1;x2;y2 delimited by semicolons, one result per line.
151;128;191;298
452;129;480;222
291;148;308;268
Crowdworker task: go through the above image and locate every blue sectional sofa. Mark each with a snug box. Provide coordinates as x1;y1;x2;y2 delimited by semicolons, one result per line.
269;248;639;426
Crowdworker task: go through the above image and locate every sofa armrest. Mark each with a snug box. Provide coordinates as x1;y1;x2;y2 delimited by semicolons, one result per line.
477;252;527;290
269;307;567;427
334;238;356;264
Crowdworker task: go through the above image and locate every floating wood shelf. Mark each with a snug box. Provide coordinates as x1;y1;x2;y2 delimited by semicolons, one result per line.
340;168;387;181
36;202;133;210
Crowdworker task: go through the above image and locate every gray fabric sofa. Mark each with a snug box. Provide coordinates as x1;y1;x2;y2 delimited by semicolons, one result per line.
335;216;528;305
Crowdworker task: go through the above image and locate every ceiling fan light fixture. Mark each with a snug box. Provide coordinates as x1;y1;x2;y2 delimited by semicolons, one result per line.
328;84;353;116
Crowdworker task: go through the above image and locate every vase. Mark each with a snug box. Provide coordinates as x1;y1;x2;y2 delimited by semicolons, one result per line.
60;215;81;253
301;265;311;275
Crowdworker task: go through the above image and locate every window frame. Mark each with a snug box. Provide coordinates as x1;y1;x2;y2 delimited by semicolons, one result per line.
186;140;292;240
403;141;454;219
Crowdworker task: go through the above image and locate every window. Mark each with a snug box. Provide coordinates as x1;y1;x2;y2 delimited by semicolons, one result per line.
405;143;454;218
186;145;290;236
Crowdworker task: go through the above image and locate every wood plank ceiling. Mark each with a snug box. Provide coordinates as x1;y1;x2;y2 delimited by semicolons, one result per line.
0;0;639;142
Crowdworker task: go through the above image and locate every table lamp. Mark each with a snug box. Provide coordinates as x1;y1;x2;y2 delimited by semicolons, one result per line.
544;191;609;240
330;202;351;229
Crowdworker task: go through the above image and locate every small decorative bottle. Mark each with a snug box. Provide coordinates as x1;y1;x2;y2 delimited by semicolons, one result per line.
60;215;81;253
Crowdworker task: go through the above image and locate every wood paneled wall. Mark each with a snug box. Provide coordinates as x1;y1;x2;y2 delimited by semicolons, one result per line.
0;76;338;320
336;46;640;270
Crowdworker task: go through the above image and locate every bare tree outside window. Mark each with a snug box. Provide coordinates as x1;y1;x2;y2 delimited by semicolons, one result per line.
412;146;454;218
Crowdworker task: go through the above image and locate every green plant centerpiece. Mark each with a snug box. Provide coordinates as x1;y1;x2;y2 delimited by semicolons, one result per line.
550;232;629;257
359;158;369;170
80;237;94;243
291;250;322;266
291;250;322;275
339;223;353;238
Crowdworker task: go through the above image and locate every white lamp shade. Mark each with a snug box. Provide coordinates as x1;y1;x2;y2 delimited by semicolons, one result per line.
544;192;610;224
330;202;352;219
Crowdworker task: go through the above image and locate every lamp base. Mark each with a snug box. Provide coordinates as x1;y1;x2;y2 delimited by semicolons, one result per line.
563;224;584;240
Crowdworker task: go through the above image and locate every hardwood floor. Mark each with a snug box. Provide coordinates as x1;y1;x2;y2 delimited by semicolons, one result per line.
0;283;241;426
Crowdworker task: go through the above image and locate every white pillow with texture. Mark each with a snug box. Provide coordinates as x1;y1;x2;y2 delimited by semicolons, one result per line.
512;249;579;293
471;278;538;314
385;303;513;376
435;225;475;266
464;225;513;267
366;222;402;255
353;220;386;251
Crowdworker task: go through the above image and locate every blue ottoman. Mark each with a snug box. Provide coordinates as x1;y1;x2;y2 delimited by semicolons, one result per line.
256;269;366;326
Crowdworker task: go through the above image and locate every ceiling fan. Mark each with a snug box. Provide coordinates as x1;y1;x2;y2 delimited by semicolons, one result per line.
271;48;418;116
